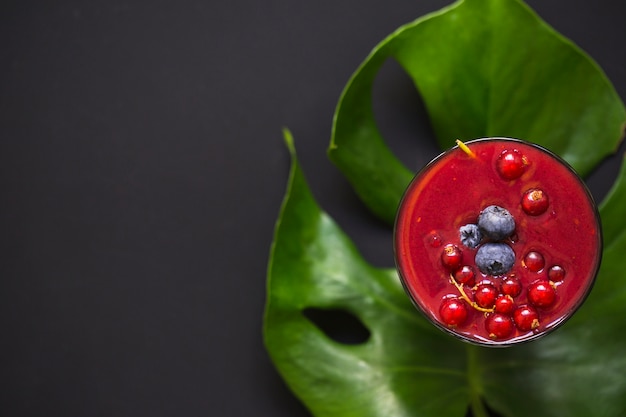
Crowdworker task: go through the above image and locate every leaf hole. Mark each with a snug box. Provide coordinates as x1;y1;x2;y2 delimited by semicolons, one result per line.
372;58;440;172
302;307;371;345
586;135;626;203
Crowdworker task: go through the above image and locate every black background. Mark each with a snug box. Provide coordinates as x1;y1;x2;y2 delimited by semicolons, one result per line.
1;1;625;416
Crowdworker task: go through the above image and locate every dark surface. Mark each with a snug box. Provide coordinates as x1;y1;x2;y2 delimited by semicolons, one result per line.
0;1;625;416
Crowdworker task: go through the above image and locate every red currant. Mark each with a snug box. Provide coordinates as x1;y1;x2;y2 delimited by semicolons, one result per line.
528;280;557;308
427;231;442;248
522;188;549;216
513;305;540;331
548;265;565;281
474;283;498;309
439;298;469;327
454;265;476;285
501;276;522;298
523;251;545;272
441;244;463;270
496;149;527;180
494;294;516;315
485;313;515;339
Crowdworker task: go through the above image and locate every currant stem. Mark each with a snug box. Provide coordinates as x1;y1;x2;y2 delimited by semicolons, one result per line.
449;274;495;313
456;139;476;158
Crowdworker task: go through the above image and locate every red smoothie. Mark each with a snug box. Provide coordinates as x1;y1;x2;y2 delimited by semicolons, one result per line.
394;138;601;346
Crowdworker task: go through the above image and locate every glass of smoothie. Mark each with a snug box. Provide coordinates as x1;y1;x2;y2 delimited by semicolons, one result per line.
394;137;602;346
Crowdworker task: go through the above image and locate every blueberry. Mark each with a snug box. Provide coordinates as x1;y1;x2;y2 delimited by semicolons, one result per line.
459;224;482;248
477;205;515;241
475;243;515;275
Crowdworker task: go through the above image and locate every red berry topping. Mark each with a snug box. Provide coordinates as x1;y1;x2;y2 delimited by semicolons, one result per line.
485;313;515;339
474;283;498;309
454;265;476;285
523;251;545;272
548;265;566;281
394;138;602;345
497;149;527;180
439;298;469;327
513;305;540;331
441;244;463;270
522;188;549;216
494;294;516;315
528;280;557;308
501;276;522;298
427;231;443;248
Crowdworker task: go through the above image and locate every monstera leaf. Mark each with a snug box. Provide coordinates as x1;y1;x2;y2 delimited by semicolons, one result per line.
328;0;625;224
266;131;626;416
265;0;626;415
266;130;471;416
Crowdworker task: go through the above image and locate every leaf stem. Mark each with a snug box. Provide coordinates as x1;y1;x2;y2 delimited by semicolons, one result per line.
470;393;489;417
467;345;488;417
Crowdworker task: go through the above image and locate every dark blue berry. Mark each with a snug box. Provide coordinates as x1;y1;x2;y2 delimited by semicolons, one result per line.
475;243;515;275
477;205;515;241
459;224;482;248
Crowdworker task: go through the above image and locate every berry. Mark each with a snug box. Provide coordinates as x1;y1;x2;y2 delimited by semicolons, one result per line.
513;305;540;331
427;231;443;248
528;280;557;308
474;283;498;309
475;243;516;275
459;224;482;248
494;294;516;315
497;149;527;180
548;265;565;281
485;313;515;339
522;189;549;216
441;244;463;270
439;298;468;327
523;251;545;272
477;205;516;241
501;276;522;297
454;265;476;285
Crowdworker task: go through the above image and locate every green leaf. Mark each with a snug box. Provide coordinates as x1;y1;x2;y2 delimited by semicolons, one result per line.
329;0;626;224
267;0;626;415
266;130;470;417
267;131;626;417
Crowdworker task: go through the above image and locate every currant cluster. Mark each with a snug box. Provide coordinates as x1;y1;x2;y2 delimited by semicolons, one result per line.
437;148;567;341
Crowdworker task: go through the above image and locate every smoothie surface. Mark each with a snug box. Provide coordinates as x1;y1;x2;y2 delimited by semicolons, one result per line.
394;138;601;345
